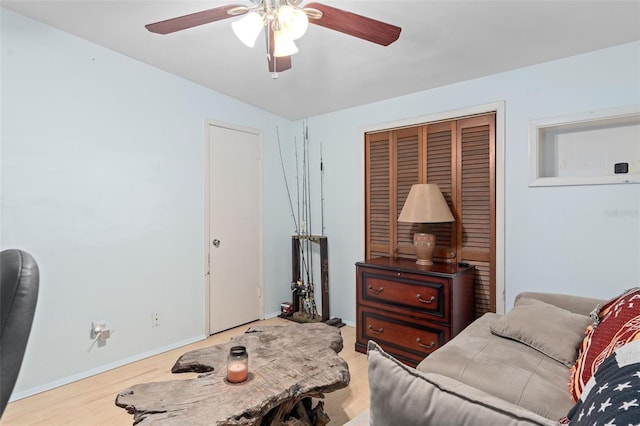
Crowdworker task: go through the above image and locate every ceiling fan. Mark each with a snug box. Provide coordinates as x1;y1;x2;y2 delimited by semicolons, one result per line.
145;0;401;76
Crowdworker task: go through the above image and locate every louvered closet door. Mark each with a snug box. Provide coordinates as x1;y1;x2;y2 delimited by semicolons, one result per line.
457;114;496;315
366;132;392;259
366;128;422;259
425;122;456;261
396;128;421;258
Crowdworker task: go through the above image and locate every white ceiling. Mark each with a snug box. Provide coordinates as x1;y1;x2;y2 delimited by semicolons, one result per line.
2;0;640;120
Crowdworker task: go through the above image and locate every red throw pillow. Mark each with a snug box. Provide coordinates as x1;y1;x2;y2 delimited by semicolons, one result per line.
569;288;640;401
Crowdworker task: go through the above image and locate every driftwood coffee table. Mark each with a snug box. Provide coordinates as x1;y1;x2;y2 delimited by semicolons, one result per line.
115;323;350;425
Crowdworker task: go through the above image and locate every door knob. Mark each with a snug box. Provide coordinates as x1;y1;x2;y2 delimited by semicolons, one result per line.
212;239;221;248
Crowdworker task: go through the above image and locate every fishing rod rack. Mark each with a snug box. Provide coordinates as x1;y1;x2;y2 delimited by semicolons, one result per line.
275;123;342;327
284;235;344;327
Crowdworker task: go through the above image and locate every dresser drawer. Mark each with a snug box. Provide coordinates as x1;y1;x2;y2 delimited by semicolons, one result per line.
357;267;450;323
356;306;449;365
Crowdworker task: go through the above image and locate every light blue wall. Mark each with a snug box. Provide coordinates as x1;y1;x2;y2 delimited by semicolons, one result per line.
2;6;639;401
304;41;640;322
1;9;294;398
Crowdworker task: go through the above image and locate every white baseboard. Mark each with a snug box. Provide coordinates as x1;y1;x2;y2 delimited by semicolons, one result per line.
10;334;206;402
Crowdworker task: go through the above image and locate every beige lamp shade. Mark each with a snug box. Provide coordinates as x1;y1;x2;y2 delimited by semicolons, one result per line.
398;184;454;224
398;183;454;265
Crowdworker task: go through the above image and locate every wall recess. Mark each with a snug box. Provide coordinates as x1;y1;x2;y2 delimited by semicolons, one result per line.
529;105;640;187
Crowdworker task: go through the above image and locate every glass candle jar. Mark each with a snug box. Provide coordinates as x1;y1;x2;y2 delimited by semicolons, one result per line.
226;345;248;383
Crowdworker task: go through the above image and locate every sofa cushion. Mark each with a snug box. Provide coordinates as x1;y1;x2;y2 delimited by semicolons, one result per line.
566;340;640;424
490;297;593;367
515;292;604;316
417;313;575;420
367;341;557;426
569;287;640;401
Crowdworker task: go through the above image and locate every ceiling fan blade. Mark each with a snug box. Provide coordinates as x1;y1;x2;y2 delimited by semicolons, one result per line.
305;2;401;46
145;5;245;34
267;26;292;73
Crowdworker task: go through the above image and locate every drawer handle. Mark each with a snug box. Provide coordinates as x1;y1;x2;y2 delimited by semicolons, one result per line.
416;338;435;349
416;294;436;304
367;285;384;294
368;325;384;334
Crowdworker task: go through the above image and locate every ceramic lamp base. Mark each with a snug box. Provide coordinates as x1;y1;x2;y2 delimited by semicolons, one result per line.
413;232;436;265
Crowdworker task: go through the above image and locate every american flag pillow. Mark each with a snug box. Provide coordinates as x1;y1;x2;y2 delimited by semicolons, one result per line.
569;288;640;401
566;339;640;424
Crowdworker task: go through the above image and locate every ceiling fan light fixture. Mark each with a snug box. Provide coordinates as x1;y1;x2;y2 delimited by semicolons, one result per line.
273;31;298;57
145;1;400;75
232;11;264;48
277;5;308;40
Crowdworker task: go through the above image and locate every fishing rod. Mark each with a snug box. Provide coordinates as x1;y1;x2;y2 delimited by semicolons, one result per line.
304;121;319;319
304;121;314;284
293;135;311;290
320;141;325;236
294;137;301;240
301;123;311;287
276;126;299;235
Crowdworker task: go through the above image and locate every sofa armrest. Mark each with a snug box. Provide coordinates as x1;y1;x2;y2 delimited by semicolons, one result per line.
367;341;559;426
515;292;603;316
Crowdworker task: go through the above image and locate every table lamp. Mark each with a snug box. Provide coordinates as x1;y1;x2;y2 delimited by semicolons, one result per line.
398;184;454;265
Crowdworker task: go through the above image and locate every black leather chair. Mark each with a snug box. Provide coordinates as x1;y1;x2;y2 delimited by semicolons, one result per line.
0;249;39;417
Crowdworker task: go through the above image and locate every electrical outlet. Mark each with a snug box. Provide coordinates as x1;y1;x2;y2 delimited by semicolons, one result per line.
152;312;160;327
91;320;111;341
92;320;107;336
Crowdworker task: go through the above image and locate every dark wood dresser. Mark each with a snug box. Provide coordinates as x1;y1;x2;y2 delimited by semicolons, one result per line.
355;257;475;367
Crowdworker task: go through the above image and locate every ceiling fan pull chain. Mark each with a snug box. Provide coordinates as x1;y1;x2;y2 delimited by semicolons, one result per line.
264;25;278;79
271;53;279;79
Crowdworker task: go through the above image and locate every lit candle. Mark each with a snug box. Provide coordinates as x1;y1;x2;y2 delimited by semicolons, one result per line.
227;362;248;383
226;346;249;383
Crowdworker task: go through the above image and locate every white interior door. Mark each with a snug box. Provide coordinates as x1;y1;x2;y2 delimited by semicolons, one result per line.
208;123;262;334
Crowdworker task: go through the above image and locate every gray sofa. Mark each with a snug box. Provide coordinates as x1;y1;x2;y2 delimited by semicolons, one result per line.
347;292;605;426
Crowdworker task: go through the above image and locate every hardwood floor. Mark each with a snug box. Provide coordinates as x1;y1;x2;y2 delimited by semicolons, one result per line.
1;317;369;425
